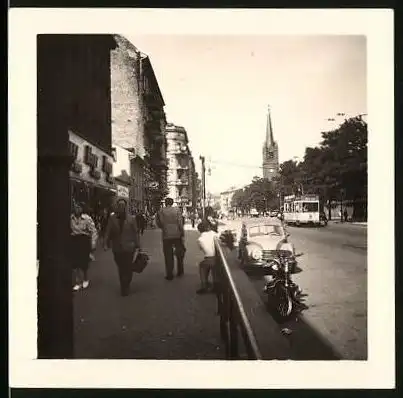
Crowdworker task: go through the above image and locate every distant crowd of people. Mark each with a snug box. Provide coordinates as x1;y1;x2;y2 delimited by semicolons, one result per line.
69;198;221;297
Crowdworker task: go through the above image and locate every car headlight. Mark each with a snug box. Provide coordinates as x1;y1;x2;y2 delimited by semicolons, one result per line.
250;249;262;261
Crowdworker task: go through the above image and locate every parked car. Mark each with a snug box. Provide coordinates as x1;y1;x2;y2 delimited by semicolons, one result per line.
250;208;259;217
237;219;299;273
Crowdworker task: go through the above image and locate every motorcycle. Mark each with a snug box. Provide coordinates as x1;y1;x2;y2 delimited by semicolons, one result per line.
263;252;303;319
320;212;328;226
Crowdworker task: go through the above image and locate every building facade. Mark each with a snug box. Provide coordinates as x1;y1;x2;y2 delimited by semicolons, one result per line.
262;105;279;181
69;130;115;215
165;123;196;213
110;35;168;214
189;157;198;212
58;35;117;218
220;187;239;216
111;145;132;203
141;55;168;213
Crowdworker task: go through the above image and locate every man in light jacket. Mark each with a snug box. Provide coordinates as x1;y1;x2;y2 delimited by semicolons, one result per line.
156;197;185;280
104;198;140;296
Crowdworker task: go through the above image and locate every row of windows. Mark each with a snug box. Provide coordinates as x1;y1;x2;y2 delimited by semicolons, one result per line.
284;201;319;213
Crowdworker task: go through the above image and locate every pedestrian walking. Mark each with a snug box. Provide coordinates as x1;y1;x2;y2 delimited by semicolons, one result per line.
344;209;348;222
99;208;109;245
104;198;141;297
238;222;248;259
190;211;196;229
156;197;186;280
196;220;218;294
71;202;98;291
136;211;146;235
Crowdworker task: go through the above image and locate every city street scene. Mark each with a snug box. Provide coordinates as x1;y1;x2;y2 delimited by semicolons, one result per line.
37;34;367;361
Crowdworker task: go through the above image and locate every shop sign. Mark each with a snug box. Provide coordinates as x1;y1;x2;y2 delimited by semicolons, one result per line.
117;184;130;198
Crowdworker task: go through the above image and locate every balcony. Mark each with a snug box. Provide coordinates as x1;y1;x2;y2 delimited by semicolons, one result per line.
152;133;165;144
145;119;161;133
150;108;163;120
150;147;166;160
143;92;161;110
151;159;168;169
169;147;188;155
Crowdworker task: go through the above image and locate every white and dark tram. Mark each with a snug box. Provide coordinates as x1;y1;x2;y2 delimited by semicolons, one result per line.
283;194;322;226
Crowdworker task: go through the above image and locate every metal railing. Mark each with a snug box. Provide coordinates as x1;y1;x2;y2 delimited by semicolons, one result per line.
213;238;262;360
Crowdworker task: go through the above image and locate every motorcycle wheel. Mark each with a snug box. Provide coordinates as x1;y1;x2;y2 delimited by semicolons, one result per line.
275;284;293;318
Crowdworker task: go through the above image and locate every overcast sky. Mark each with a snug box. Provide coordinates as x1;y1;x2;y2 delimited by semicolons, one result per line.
127;35;366;194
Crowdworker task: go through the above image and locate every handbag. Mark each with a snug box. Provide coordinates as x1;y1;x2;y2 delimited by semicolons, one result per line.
131;251;149;273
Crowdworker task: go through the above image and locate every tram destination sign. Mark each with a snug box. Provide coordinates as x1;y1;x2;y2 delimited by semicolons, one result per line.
299;194;319;202
284;194;319;202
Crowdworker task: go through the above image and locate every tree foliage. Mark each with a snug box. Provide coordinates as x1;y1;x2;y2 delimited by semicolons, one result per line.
231;176;278;213
230;116;367;219
278;116;368;219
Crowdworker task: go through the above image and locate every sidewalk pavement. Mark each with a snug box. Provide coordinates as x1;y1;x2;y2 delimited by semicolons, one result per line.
73;227;224;359
329;220;367;227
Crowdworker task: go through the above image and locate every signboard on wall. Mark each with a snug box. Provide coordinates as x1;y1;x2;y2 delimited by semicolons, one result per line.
117;184;130;198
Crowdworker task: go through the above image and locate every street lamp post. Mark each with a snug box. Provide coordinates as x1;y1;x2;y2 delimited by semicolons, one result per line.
199;155;206;219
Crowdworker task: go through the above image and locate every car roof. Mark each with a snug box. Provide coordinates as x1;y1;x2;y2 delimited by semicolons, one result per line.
243;218;283;227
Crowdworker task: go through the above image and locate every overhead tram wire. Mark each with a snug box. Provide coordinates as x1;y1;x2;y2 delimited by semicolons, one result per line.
208;159;267;170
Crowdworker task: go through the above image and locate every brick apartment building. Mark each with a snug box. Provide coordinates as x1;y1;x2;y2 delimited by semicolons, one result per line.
110;35;168;214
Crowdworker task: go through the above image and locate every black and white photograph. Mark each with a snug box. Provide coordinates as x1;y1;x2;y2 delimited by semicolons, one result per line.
9;8;394;389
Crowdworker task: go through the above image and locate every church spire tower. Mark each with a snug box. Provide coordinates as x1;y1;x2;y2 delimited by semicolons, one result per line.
262;105;279;181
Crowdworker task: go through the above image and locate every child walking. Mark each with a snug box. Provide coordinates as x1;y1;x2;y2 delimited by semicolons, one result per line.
196;220;218;294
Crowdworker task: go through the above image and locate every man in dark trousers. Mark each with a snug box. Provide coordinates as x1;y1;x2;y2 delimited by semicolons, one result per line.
104;199;140;296
156;197;185;280
136;211;146;235
190;211;196;229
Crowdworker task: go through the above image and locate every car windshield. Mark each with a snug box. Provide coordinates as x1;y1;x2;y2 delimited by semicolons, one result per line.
248;224;283;237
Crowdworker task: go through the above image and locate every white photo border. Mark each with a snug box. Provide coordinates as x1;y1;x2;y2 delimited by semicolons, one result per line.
8;8;395;389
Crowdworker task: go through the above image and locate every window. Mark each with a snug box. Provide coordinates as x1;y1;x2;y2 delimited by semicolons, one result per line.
69;141;79;159
302;202;319;212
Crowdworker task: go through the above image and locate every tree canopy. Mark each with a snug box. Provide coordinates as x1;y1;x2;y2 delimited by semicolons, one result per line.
230;116;367;218
231;176;278;213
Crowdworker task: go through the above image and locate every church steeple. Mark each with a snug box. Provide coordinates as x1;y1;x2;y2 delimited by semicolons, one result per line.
265;105;274;148
262;104;279;181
